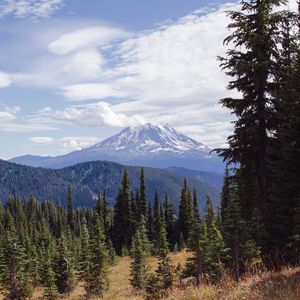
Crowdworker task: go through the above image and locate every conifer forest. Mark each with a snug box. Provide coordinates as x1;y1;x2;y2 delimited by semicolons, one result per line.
1;0;300;299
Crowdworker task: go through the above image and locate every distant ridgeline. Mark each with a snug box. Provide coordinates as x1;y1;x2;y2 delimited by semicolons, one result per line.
0;159;220;210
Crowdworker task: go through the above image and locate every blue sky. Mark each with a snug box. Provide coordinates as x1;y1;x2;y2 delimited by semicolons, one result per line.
0;0;295;160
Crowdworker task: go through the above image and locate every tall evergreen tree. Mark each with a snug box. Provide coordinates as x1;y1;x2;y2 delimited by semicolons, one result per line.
220;165;230;223
130;216;151;290
217;0;287;251
89;213;109;298
54;234;76;295
112;169;133;255
178;179;193;246
164;194;176;248
184;216;205;286
147;202;154;242
0;215;33;300
267;7;300;254
67;185;75;232
78;219;93;298
139;168;148;221
222;178;261;280
41;247;60;300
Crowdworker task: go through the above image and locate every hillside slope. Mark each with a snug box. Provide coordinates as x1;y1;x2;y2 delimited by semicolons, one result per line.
1;252;298;300
0;159;219;208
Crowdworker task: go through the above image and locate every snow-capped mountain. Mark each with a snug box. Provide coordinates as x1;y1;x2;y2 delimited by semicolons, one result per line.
10;123;224;172
90;123;211;156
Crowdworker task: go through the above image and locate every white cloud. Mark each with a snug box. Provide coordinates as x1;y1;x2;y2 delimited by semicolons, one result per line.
30;136;54;144
48;26;129;55
0;106;19;121
11;24;130;88
0;105;56;132
60;83;129;101
60;136;99;151
50;2;238;105
0;0;63;18
29;135;100;152
0;71;12;88
48;101;145;127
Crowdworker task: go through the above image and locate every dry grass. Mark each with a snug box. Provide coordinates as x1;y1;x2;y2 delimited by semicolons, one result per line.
1;252;300;300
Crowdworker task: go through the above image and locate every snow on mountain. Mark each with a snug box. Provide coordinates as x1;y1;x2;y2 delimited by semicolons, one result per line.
90;123;211;156
10;123;224;172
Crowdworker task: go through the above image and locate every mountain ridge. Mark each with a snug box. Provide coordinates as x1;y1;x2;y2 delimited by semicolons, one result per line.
0;159;220;209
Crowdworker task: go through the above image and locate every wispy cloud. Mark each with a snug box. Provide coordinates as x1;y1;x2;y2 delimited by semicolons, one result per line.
0;105;56;132
29;136;54;144
0;71;11;88
48;26;129;55
30;135;100;152
35;102;145;128
0;0;63;18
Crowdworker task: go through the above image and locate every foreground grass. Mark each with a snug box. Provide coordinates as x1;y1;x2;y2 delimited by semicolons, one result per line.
1;251;299;299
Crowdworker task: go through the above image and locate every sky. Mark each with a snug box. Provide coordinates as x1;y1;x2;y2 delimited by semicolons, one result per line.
0;0;296;160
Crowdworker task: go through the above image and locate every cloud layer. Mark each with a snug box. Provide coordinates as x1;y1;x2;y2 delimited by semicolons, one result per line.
30;135;100;152
0;0;63;18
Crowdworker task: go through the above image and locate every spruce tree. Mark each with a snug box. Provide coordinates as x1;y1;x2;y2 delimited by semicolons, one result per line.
217;0;287;251
54;234;77;295
0;216;33;300
220;165;230;223
184;219;205;286
203;196;226;282
139;168;148;221
130;216;151;290
112;170;133;254
67;185;75;232
178;179;193;245
42;247;60;300
164;194;176;248
147;202;154;242
78;219;93;297
222;179;261;280
268;8;300;254
89;213;109;297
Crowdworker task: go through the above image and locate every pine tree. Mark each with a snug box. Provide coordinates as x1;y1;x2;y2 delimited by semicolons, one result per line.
89;213;109;297
102;190;110;240
67;185;75;232
153;191;169;255
42;247;60;300
78;219;93;297
222;178;261;280
267;8;300;254
0;215;33;300
203;196;226;282
54;234;77;295
192;189;200;224
217;0;287;251
112;170;133;255
178;232;186;251
107;239;116;265
178;179;193;245
130;216;151;290
164;194;176;248
147;202;154;242
139;168;148;221
184;219;205;286
95;193;103;224
220;165;230;223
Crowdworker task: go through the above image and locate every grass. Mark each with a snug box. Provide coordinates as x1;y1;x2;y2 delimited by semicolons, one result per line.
0;251;300;299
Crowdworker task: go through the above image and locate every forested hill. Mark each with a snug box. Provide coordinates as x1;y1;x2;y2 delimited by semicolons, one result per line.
0;159;219;208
